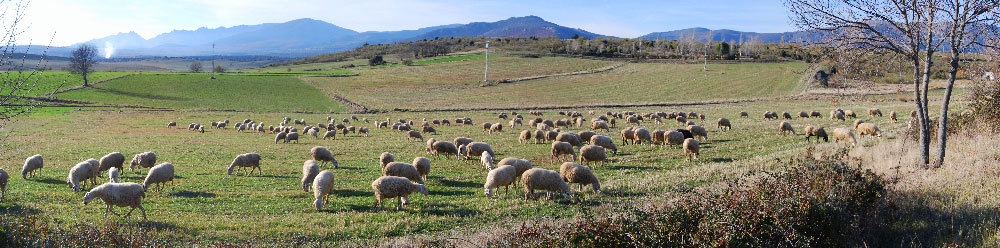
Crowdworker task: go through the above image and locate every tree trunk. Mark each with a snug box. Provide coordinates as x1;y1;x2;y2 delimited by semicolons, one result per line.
83;72;89;87
935;54;958;168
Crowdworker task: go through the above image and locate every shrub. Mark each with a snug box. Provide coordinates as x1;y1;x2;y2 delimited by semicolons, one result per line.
402;59;413;66
368;55;385;66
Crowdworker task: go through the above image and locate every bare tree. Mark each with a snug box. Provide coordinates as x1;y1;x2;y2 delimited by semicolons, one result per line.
189;61;202;73
933;0;999;167
1;0;54;139
70;43;98;86
784;0;945;166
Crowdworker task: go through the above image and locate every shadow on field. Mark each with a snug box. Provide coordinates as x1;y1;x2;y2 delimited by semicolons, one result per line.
334;189;370;197
170;190;216;198
710;158;734;163
35;178;66;185
605;165;660;170
93;87;189;101
256;174;294;179
0;203;41;215
868;190;1000;247
711;139;739;143
430;190;473;196
416;203;481;217
438;179;479;188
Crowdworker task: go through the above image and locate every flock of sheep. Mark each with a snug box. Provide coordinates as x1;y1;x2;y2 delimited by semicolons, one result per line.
0;106;896;220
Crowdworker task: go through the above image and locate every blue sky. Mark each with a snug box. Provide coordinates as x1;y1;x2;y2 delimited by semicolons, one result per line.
21;0;794;46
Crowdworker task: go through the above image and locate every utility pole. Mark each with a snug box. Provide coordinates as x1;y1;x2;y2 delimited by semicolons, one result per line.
483;40;490;83
211;43;217;80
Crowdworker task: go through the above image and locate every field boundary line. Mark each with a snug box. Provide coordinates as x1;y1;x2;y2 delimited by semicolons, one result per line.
498;63;624;84
48;73;141;95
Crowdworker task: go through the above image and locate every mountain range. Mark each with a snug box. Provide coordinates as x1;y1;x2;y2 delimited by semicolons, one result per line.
35;16;806;58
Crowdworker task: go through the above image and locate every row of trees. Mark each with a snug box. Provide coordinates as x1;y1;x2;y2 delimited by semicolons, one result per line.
786;0;1000;167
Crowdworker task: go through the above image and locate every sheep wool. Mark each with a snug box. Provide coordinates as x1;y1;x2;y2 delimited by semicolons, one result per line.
519;130;533;144
380;152;395;168
559;162;600;193
497;158;534;183
383;162;423;184
285;132;300;143
312;171;335;210
22;154;43;179
302;160;320;192
579;145;607;167
129;152;157;174
99;152;126;176
717;118;732;131
371;176;428;210
228;153;262;176
779;121;795;135
108;167;120;183
310;146;338;168
431;141;460;160
143;162;175;192
687;125;708;141
412;157;431;181
0;169;7;201
551;141;576;161
683;138;700;161
521;168;571;200
323;130;336;140
68;160;99;192
83;182;147;220
833;128;857;146
589;135;618;154
275;131;288;143
484;165;517;197
856;123;882;139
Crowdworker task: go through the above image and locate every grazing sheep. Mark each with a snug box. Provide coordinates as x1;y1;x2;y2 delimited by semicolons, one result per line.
430;141;460;160
854;119;865;129
68;159;99;192
407;130;424;141
380;152;396;169
810;111;822;118
536;123;550;131
798;111;810;118
543;119;554;128
589;135;618;154
484;165;517;197
833;128;857;146
591;120;610;132
323;130;336;140
82;182;147;220
228;153;262;176
675;116;688;126
717;118;732;131
633;128;652;145
285;132;300;143
779;121;796;135
480;152;495;171
856;123;882;139
383;162;423;184
129;152;157;174
143;162;175;192
489;123;503;134
560;162;600;193
534;130;547;144
626;116;640;126
521;168;571;201
482;122;493;133
890;111;898;123
461;142;495;161
551;141;577;161
845;110;857;118
497;158;534;184
454;137;474;148
311;146;339;168
577;131;597;144
312;171;335;211
620;127;635;145
519;130;533;144
371;176;428;210
833;111;846;121
868;108;883;117
422;125;437;135
579;145;607;167
359;127;369;137
22;154;43;179
308;128;319;139
686;120;696;126
683;138;700;161
108;167;120;183
556;132;584;148
666;131;686;147
276;131;288;143
546;131;559;141
740;111;749;118
413;157;431;181
301;160;319;192
804;126;829;143
687;125;708;141
652;130;667;146
167;121;177;128
0;169;6;201
782;112;793;119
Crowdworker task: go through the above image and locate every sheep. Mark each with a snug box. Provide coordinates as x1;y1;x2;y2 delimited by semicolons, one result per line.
489;123;503;134
99;152;126;176
854;119;865;129
543;119;554;128
383;162;423;184
413;157;431;181
308;128;319;139
359;127;370;137
519;130;533;144
68;159;99;192
560;162;600;193
698;114;706;121
480;152;495;171
556;132;584;148
833;128;857;146
798;111;810;118
422;125;437;135
589;135;619;155
312;171;335;210
856;123;883;139
546;131;559;141
579;145;607;167
832;111;846;121
665;131;686;147
482;122;493;133
675;116;688;126
804;126;829;143
651;130;667;146
484;165;517;197
536;123;549;131
686;120;696;126
21;154;43;179
275;131;288;143
740;111;749;118
407;130;424;142
301;160;319;192
633;128;652;145
322;130;336;140
228;153;262;176
687;125;708;141
454;137;474;148
0;169;6;201
430;141;460;160
108;167;120;183
371;176;428;210
379;152;397;170
890;111;898;123
782;112;793;119
82;182;147;220
717;118;732;131
551;141;577;161
868;108;883;117
497;157;534;185
461;142;495;161
285;132;300;143
845;110;857;118
521;168;571;201
683;138;700;161
129;152;157;175
779;121;796;135
533;130;547;144
620;127;635;145
577;131;597;144
590;120;610;132
810;111;822;118
143;162;175;192
311;146;339;168
626;116;640;126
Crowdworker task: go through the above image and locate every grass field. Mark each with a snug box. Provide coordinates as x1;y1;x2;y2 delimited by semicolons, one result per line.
54;74;344;112
0;96;918;243
302;56;808;110
6;71;134;96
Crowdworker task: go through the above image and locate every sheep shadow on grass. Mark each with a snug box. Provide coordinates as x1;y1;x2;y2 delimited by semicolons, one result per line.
334;189;370;197
35;178;67;185
430;190;473;196
93;87;189;101
170;190;216;198
710;158;734;163
437;179;480;188
0;203;42;215
605;165;660;171
415;202;481;217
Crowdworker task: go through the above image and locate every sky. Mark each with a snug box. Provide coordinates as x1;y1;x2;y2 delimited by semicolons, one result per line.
17;0;795;46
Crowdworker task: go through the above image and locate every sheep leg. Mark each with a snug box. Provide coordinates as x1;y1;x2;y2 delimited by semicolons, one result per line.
247;167;256;176
396;197;403;211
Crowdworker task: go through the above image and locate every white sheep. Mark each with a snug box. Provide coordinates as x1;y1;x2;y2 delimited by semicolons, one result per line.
521;168;571;201
68;159;99;192
83;182;147;220
460;142;494;161
480;152;495;171
779;121;796;135
666;131;685;147
21;154;43;179
285;132;300;143
371;176;428;210
228;153;262;176
301;160;320;192
804;126;829;143
275;131;288;143
833;128;858;146
551;141;577;161
518;130;533;144
108;167;120;183
143;162;175;192
380;152;395;168
856;123;882;139
484;165;517;198
310;146;339;168
559;162;600;193
717;118;732;131
0;169;7;201
312;170;335;211
579;145;607;167
413;157;431;182
589;135;618;155
99;152;126;177
430;141;460;160
683;138;700;161
687;125;708;141
383;162;424;184
129;152;157;175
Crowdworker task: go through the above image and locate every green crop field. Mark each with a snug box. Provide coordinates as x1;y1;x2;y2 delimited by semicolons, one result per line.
7;71;133;97
54;74;344;112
